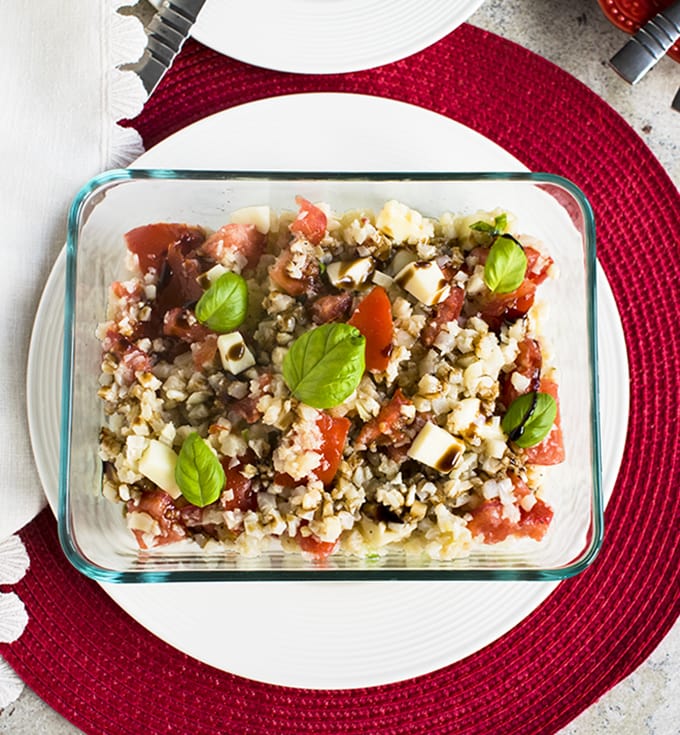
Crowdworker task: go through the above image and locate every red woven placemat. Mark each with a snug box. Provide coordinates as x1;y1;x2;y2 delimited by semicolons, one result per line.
3;25;680;735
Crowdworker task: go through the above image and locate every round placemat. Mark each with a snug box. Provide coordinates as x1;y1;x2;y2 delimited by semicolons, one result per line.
3;25;679;735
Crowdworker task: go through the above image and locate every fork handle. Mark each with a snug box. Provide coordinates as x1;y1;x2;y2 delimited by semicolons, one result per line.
608;0;680;84
132;0;208;96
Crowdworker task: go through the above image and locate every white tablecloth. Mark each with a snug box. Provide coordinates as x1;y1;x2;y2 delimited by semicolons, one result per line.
0;0;147;706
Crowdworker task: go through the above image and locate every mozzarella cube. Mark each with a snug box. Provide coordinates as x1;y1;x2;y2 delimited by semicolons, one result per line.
388;249;418;276
408;422;464;473
198;263;229;289
138;439;182;499
229;206;272;234
394;260;450;306
326;257;374;289
372;270;393;288
376;200;435;244
217;332;256;374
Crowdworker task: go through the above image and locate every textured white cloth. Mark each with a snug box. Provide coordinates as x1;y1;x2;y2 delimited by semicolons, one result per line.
0;0;147;541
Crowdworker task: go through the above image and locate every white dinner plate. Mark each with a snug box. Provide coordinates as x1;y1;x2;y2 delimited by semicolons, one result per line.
28;93;629;689
148;0;485;74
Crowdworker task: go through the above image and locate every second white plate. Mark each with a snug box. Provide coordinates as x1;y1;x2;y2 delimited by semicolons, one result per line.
28;93;629;689
149;0;485;74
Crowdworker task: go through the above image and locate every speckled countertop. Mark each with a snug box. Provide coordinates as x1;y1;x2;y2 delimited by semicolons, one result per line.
1;1;678;733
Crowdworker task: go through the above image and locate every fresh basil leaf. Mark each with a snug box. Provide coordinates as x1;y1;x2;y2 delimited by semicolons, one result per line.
175;432;225;507
483;235;527;294
283;323;366;409
195;272;248;332
502;392;557;448
470;214;508;237
470;220;495;234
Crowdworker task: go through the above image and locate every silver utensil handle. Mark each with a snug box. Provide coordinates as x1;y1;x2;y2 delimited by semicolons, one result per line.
608;0;680;84
132;0;207;96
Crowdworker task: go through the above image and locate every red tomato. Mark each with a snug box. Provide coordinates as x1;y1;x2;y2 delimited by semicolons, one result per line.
201;224;266;272
466;498;514;543
289;196;327;245
499;337;542;409
313;413;351;486
220;458;258;512
518;498;554;541
296;529;339;558
191;333;218;370
348;286;393;372
124;223;204;275
523;379;565;465
127;490;187;549
524;246;554;285
466;475;554;543
163;307;212;343
421;286;465;348
477;279;537;329
355;388;413;449
274;412;350;488
269;248;321;297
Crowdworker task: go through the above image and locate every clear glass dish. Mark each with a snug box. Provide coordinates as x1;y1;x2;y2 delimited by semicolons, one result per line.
59;169;602;582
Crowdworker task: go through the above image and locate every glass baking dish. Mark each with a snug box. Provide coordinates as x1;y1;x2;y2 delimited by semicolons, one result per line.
59;169;602;582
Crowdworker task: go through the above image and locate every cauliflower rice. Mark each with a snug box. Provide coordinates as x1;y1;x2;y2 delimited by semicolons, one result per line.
97;197;564;560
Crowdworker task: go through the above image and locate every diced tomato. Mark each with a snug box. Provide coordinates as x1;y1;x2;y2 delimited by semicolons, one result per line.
476;279;537;330
269;248;322;297
499;337;542;409
347;286;393;372
192;333;218;370
119;346;154;384
274;412;350;488
518;498;554;541
523;379;565;465
421;286;465;348
127;489;187;549
163;307;212;343
154;241;205;315
313;413;351;486
220;458;257;513
355;388;413;449
524;246;554;285
296;529;339;559
201;224;266;272
310;292;353;324
124;223;204;275
466;475;554;543
289;196;327;245
466;498;514;543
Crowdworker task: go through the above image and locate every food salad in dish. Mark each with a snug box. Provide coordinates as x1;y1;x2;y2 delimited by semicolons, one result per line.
97;196;565;560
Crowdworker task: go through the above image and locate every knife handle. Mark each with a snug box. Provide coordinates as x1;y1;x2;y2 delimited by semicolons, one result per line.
608;0;680;84
133;0;207;96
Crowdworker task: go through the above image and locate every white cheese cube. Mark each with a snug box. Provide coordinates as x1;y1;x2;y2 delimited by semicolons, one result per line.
372;270;393;288
407;422;464;473
217;332;256;374
138;439;182;499
229;205;272;234
198;263;229;289
326;257;374;289
388;249;418;276
376;200;435;244
394;260;450;306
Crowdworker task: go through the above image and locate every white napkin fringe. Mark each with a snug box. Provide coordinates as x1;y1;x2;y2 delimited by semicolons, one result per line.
106;0;147;167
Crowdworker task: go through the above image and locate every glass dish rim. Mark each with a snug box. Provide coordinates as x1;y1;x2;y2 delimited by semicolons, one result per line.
58;168;603;583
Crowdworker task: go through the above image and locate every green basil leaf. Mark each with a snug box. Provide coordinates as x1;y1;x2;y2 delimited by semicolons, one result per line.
282;323;366;409
470;214;508;237
175;432;225;507
195;272;248;332
469;220;495;234
483;235;527;294
502;392;557;448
